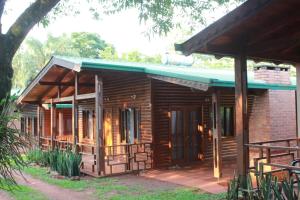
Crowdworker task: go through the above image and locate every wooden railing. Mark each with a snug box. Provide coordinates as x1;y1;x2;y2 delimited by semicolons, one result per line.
104;143;153;175
246;138;300;175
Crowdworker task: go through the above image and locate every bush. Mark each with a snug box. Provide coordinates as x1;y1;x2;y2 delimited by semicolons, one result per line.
27;149;50;167
227;173;300;200
27;148;81;177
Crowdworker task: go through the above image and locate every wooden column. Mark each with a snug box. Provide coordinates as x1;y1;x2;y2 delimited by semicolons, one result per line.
72;96;78;150
95;74;105;176
234;54;249;176
58;110;64;136
50;100;56;150
212;89;222;178
296;65;300;152
37;106;41;148
73;72;79;147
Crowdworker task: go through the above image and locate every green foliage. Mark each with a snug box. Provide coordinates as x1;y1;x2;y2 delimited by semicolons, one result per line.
12;32;112;90
120;51;161;63
0;98;28;189
227;173;300;200
99;0;244;35
27;148;82;177
27;148;50;167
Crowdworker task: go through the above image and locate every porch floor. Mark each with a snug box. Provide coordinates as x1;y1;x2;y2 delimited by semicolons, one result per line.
141;158;236;194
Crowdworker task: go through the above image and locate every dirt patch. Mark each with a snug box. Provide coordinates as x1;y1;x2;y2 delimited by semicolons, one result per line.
14;173;97;200
117;174;182;192
0;190;13;200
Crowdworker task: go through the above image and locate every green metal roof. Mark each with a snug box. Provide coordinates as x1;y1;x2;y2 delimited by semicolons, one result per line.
47;104;72;109
53;56;296;90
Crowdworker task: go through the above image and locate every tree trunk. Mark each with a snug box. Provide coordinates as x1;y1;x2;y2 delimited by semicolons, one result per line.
0;36;13;101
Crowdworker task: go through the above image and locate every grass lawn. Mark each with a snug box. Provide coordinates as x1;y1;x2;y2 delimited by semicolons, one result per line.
22;166;226;200
1;180;47;200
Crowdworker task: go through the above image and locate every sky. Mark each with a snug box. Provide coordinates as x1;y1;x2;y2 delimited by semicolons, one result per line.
2;0;235;56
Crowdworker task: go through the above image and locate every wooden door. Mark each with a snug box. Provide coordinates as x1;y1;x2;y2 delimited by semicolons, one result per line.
186;109;202;162
170;107;202;164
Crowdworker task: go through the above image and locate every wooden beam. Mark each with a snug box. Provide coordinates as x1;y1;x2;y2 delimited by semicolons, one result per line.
72;96;78;151
38;69;71;100
212;89;222;178
50;100;56;150
39;81;94;87
95;74;105;176
76;93;96;100
234;54;249;176
43;96;73;104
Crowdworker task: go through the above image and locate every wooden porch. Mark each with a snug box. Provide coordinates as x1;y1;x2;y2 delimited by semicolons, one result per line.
142;158;236;194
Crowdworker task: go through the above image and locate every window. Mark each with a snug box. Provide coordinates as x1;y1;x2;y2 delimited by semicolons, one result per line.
120;108;140;144
27;117;32;135
221;106;234;137
171;110;184;160
83;110;95;139
21;117;25;133
65;118;72;134
33;117;37;136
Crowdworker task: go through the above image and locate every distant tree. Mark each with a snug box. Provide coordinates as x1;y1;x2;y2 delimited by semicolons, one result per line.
121;51;161;64
13;32;112;90
0;0;243;100
99;45;118;61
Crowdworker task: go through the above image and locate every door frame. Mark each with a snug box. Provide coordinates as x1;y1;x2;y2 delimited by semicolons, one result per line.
169;105;203;165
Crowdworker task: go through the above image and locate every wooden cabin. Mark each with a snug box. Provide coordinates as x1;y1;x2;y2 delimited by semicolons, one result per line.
18;56;296;177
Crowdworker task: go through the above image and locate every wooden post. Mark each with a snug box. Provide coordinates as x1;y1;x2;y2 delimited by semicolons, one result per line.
58;110;64;136
234;54;249;176
95;74;105;176
296;65;300;156
75;73;79;97
37;106;41;148
50;99;56;150
212;89;222;178
72;96;78;151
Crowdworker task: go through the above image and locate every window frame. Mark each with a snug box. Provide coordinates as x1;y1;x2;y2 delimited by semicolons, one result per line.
220;106;234;137
119;107;141;144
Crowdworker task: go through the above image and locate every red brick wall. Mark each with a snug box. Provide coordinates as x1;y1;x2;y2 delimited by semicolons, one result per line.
250;66;296;143
254;66;291;85
249;91;271;142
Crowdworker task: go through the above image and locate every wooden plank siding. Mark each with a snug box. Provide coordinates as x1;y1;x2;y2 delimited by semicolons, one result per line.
205;93;255;160
152;79;211;168
152;79;255;168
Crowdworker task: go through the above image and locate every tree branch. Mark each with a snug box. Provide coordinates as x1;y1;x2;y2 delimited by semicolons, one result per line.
0;0;6;34
5;0;60;58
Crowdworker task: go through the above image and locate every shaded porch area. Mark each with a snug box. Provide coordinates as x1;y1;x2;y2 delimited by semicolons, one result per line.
142;159;236;194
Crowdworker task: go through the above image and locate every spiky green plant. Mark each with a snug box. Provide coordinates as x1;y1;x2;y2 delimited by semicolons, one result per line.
226;175;240;200
49;148;59;171
281;177;297;200
0;97;28;189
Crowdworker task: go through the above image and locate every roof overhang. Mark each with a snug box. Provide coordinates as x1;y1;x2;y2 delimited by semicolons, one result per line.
17;56;81;104
176;0;300;64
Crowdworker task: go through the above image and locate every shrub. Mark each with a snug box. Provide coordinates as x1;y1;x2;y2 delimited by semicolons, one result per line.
227;173;300;200
27;148;81;177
